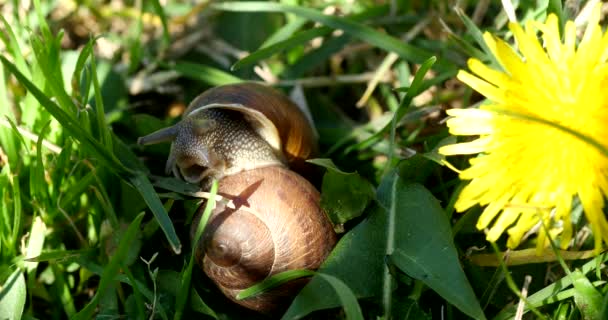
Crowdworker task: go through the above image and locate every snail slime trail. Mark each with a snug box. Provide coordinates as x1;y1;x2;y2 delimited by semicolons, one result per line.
138;83;337;313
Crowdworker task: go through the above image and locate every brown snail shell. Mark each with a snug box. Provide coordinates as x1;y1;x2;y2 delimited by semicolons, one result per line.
191;165;337;313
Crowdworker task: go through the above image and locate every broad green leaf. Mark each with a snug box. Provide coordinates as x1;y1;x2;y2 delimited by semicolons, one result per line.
283;204;387;319
315;159;375;225
570;270;603;320
0;270;26;320
212;2;433;64
393;298;431;320
377;174;485;320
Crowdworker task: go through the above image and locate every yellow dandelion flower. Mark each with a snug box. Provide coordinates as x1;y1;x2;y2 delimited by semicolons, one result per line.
439;9;608;252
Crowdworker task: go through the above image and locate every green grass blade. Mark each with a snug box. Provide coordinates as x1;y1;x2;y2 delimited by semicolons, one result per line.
260;17;307;48
72;212;145;320
90;52;112;149
232;26;332;71
0;56;131;176
345;56;436;154
129;172;182;254
237;270;315;300
316;273;363;320
9;166;22;252
0;15;32;79
1;56;181;253
454;8;501;69
170;61;242;86
0;269;26;320
150;0;170;51
71;36;98;100
174;180;218;320
212;2;433;64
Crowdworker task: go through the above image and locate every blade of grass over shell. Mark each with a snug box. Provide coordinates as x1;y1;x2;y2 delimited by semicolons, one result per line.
174;180;219;320
72;212;145;320
232;26;332;71
170;61;243;86
212;2;433;65
0;56;182;254
237;270;315;300
345;56;436;155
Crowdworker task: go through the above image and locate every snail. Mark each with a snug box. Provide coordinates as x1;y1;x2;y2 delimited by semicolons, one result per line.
138;82;337;313
137;82;318;184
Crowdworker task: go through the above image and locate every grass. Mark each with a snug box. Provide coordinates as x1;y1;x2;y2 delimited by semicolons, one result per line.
0;0;607;319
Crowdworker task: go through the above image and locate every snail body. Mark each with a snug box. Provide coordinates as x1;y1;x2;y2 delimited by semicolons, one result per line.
138;82;336;313
138;82;317;184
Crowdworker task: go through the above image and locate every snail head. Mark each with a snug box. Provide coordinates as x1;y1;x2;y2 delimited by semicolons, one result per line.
137;115;224;184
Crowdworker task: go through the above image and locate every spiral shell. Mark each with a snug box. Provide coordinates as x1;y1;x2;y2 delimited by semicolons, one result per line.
192;165;337;313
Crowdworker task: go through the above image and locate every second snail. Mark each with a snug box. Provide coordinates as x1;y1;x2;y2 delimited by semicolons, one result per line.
138;82;337;313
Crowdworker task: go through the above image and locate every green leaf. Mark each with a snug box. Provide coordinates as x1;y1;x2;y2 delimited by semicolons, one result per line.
314;159;375;225
377;174;485;320
212;2;433;64
570;270;603;320
283;204;387;318
0;270;26;320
